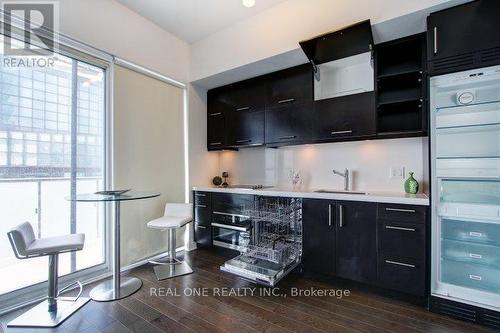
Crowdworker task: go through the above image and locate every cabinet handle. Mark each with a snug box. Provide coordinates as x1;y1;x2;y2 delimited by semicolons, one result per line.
339;204;344;227
210;142;222;146
331;130;353;135
328;204;332;227
209;112;222;116
385;260;415;268
469;274;482;281
278;98;296;104
433;27;438;55
195;193;206;197
469;253;483;259
236;139;252;144
469;232;482;238
236;106;250;111
385;225;416;232
196;204;207;208
279;135;297;140
385;208;416;213
197;225;207;229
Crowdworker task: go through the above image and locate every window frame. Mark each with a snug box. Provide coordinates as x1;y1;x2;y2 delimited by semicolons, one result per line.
0;12;114;314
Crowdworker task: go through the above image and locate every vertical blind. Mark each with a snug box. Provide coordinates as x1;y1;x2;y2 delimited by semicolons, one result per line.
113;65;185;265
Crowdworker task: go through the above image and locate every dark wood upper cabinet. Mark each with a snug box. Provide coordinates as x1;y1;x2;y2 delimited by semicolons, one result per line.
223;80;266;148
335;200;377;284
427;0;500;75
302;199;336;276
313;92;376;141
227;108;265;147
299;20;373;66
266;64;313;107
222;79;266;112
207;89;227;150
375;33;427;137
206;22;431;151
265;64;313;145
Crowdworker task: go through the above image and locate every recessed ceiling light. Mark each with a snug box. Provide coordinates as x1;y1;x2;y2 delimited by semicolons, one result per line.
242;0;255;8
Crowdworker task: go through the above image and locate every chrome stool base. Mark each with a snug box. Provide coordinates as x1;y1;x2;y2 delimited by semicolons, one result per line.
89;276;142;302
8;297;90;328
149;256;182;265
153;261;193;280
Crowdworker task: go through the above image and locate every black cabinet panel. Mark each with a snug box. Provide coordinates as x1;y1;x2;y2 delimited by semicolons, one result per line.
335;201;377;283
222;80;266;112
265;103;312;145
265;64;313;145
227;109;265;147
302;199;335;276
378;253;425;296
207;111;225;150
194;224;212;248
194;192;211;226
313;92;376;141
300;20;373;65
427;0;500;74
266;64;313;108
376;203;428;296
377;203;427;224
378;220;424;260
211;193;254;215
207;89;228;150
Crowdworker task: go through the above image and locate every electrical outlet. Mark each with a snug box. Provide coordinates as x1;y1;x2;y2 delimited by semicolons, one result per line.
389;166;405;179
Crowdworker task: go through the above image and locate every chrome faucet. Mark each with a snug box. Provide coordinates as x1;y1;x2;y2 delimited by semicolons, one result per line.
332;168;350;191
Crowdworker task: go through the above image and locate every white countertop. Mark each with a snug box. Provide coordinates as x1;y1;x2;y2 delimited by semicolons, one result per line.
192;186;429;206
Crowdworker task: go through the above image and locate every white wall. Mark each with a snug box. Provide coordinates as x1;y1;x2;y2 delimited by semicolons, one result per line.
219;138;428;193
59;0;190;83
190;0;466;83
188;84;220;190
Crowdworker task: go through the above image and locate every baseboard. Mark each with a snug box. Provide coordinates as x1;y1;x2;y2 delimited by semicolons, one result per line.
121;246;186;272
0;246;186;316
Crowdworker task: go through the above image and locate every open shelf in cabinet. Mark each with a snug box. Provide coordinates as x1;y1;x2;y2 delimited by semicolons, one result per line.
377;100;424;134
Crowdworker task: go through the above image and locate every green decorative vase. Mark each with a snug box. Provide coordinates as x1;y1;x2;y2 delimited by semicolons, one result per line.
404;172;419;194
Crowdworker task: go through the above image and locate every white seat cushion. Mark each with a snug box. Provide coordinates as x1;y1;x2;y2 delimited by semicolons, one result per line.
25;233;85;256
147;216;192;229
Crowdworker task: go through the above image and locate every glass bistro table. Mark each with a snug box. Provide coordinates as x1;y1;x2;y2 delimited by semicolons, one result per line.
68;191;160;301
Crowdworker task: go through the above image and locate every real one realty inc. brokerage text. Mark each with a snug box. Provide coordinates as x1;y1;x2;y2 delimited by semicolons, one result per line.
150;287;351;299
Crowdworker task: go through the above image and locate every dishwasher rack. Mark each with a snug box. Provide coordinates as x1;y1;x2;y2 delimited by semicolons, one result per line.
220;197;302;286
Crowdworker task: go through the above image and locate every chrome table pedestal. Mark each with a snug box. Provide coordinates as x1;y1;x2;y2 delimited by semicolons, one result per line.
69;191;160;302
89;201;143;301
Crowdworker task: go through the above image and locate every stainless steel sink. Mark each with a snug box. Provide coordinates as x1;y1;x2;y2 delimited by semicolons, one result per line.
314;189;369;195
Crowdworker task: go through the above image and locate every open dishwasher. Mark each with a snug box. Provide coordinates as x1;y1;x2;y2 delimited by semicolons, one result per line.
220;197;302;286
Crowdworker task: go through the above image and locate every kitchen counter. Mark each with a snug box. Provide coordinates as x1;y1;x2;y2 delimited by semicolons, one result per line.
192;186;429;206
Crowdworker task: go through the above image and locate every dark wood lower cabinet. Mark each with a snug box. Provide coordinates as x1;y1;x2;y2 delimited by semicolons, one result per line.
302;198;428;298
302;199;335;276
194;224;212;248
335;201;377;283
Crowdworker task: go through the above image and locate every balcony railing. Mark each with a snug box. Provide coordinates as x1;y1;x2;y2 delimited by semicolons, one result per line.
0;176;105;295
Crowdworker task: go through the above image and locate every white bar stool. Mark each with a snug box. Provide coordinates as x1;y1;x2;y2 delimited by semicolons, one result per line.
6;222;89;328
147;203;193;280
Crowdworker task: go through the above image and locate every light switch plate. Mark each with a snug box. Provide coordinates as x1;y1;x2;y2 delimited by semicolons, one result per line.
390;166;405;179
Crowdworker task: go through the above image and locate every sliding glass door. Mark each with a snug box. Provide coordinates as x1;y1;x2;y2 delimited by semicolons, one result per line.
0;35;108;299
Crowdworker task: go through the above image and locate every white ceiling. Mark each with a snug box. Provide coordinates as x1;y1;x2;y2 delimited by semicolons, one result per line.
116;0;289;44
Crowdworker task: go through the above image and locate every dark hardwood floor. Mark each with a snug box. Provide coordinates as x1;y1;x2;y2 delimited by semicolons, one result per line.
0;249;496;333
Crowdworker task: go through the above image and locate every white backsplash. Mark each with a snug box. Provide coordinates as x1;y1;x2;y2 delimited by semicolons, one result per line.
218;137;428;193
